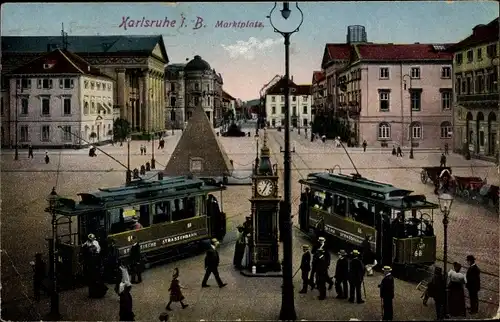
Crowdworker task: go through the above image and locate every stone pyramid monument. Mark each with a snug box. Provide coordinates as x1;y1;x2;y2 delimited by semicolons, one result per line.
164;105;234;177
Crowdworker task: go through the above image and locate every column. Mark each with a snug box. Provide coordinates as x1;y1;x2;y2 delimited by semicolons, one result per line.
160;73;166;130
142;70;150;132
116;68;126;118
138;74;145;131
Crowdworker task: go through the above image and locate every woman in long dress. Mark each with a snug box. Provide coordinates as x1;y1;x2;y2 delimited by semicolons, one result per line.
447;262;467;317
166;268;188;311
241;234;250;269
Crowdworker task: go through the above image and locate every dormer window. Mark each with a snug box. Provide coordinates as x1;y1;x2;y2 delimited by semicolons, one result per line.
43;63;54;69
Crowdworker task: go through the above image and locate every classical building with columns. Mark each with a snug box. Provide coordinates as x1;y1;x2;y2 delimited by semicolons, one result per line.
165;55;224;129
1;35;168;136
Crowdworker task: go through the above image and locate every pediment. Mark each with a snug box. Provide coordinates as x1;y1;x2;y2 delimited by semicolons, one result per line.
152;43;164;61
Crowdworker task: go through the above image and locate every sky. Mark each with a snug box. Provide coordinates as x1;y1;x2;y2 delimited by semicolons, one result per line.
2;1;499;101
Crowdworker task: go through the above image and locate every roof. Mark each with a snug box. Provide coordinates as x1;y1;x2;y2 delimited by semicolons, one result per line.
244;99;260;107
355;43;453;61
312;71;326;83
222;90;235;101
8;48;112;79
184;55;211;72
1;35;169;63
295;84;312;96
265;77;297;95
321;43;352;69
447;18;499;52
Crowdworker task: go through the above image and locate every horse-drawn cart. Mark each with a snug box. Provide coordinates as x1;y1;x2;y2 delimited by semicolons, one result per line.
420;167;452;185
453;176;486;201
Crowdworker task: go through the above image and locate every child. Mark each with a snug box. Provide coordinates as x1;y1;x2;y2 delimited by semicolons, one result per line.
166;268;188;311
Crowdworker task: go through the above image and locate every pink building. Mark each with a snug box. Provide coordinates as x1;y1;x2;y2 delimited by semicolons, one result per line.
321;43;454;148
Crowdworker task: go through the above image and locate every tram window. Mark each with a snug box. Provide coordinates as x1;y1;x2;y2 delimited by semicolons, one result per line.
85;211;106;240
138;204;151;228
333;195;347;216
322;193;333;213
196;195;205;216
153;201;171;224
171;198;186;221
349;199;375;226
312;190;326;209
108;208;126;234
181;196;196;219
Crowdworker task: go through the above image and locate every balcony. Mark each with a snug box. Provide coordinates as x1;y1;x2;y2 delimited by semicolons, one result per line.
457;93;498;107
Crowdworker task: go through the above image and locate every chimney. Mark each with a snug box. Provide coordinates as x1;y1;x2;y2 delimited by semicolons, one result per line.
291;76;293;81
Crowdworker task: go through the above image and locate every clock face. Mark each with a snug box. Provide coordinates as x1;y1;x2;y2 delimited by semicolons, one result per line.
257;179;275;197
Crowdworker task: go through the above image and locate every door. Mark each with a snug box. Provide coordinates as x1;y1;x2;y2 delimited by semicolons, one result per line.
97;125;101;141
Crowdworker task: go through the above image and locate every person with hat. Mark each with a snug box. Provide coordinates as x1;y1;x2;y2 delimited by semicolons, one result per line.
310;237;333;291
334;250;349;299
166;268;188;311
233;225;246;270
201;238;227;288
44;151;50;164
465;255;480;314
84;233;101;254
361;235;376;276
118;280;134;321
378;266;394;320
131;216;143;230
30;253;47;301
129;236;143;284
315;248;330;300
447;261;467;317
299;244;312;294
348;249;365;304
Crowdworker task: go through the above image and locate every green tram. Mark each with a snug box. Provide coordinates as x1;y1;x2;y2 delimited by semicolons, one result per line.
298;172;439;270
51;175;227;283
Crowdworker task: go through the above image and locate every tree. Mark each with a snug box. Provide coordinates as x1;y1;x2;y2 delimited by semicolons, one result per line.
113;118;131;143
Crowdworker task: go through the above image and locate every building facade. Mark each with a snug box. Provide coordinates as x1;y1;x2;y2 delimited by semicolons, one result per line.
165;56;224;129
449;18;499;159
321;43;453;148
4;49;114;148
311;71;326;119
264;77;312;128
1;35;168;138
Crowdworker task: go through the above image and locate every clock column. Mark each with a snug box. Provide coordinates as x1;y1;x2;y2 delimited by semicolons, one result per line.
242;130;282;276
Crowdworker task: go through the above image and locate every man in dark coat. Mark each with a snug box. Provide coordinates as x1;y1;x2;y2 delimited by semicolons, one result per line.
378;266;394;320
361;235;376;276
201;238;227;288
466;255;481;314
233;226;245;269
28;144;34;159
315;248;329;300
119;282;134;321
30;253;47;301
310;237;333;290
299;245;312;294
129;236;143;284
334;250;349;299
440;154;447;167
348;250;365;304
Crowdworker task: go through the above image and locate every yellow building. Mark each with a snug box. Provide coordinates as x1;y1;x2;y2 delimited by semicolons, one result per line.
449;18;499;160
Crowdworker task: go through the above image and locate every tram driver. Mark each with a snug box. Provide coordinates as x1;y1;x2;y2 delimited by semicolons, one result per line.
391;213;405;238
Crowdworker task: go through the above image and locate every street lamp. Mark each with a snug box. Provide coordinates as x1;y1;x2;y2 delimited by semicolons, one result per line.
149;88;156;169
403;74;414;159
126;136;132;184
14;79;20;160
438;192;454;318
46;187;60;319
267;2;303;320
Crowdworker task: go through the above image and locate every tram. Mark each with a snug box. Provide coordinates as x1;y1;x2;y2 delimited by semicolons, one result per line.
298;171;438;270
51;174;227;283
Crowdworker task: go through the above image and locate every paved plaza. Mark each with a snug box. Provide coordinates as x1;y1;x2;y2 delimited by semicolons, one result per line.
1;128;499;320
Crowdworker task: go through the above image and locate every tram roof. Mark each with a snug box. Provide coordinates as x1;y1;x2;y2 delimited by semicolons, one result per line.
50;176;225;216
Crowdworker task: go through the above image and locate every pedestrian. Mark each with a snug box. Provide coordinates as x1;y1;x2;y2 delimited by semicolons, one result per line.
378;266;394;320
422;267;445;320
362;140;367;152
140;145;144;155
391;146;397;156
28;144;34;159
440;153;447;167
315;248;329;300
129;236;143;284
166;268;188;311
348;250;365;304
465;255;480;315
83;233;107;298
361;236;376;276
115;260;131;295
447;262;467;317
310;237;333;290
233;225;246;270
143;144;147;154
104;238;120;284
30;253;47;301
396;146;403;157
334;249;349;299
299;244;312;294
321;134;326;143
201;238;227;288
444;143;449;155
44;151;50;164
118;281;134;321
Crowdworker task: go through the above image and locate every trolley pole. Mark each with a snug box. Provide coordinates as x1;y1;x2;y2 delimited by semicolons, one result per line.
126;137;132;184
443;210;449;317
46;187;61;320
403;74;414;159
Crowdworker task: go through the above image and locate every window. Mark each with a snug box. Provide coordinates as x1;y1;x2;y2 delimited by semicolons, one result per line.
487;44;497;58
379;90;390;111
467;50;473;62
84;102;89;115
303;118;308;126
271;119;276;127
466;77;472;94
108;84;112;91
378;123;391;139
280;96;284;102
477;48;482;61
410;67;420;79
475;75;484;93
21;98;29;115
17;78;31;89
303;106;307;114
271;105;276;114
20;125;29;142
455;77;461;94
90;82;95;90
170;97;176;107
194;83;199;90
410;90;421;111
39;79;52;89
379;67;389;79
292;106;297;115
65;79;74;89
441;91;452;110
302;95;308;100
170;110;176;121
292;96;296;102
271;96;276;102
410;122;422;139
441;67;451;79
96;82;101;90
170;83;175;92
455;53;463;65
91;102;96;114
41;125;50;141
84;81;89;89
62;125;72;141
281;106;285;114
41;97;50;115
63;98;71;115
440;121;452;138
461;79;466;93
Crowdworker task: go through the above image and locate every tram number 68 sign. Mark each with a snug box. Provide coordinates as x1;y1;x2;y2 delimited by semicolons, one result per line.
414;240;425;258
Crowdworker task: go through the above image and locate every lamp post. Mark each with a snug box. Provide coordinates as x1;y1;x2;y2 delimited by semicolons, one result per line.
267;2;303;320
149;88;156;169
46;187;60;319
14;79;20;160
126;136;132;184
438;192;454;318
402;74;414;159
